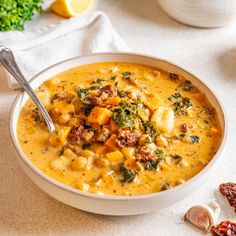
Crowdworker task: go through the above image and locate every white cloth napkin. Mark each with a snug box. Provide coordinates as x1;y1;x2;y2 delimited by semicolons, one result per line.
0;11;129;88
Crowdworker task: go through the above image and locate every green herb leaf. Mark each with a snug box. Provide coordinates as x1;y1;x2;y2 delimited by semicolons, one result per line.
120;165;136;183
143;121;159;140
145;157;163;170
160;182;171;191
113;108;134;130
189;135;200;144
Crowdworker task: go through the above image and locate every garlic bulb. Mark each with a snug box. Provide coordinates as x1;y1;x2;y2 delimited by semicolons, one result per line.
184;200;220;232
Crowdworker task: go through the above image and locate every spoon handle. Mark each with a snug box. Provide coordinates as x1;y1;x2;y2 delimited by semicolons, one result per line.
0;46;55;133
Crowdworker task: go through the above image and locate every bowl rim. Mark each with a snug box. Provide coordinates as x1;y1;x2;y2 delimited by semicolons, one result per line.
10;51;228;201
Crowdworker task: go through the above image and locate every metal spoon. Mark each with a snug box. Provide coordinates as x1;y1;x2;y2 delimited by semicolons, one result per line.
0;46;55;133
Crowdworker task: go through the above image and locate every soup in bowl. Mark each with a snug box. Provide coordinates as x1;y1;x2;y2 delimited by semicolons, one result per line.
10;53;226;215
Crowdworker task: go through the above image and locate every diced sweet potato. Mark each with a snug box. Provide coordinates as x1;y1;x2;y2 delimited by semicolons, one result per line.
51;101;74;115
104;96;121;106
106;151;124;164
49;126;71;145
104;134;118;150
88;107;113;125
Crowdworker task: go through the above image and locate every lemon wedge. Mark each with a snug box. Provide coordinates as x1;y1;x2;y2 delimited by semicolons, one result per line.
51;0;95;18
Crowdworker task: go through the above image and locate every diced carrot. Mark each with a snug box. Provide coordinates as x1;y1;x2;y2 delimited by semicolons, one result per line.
88;107;113;125
209;127;221;137
105;134;118;150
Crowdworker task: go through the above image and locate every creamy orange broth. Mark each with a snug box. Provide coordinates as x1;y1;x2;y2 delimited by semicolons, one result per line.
17;62;222;196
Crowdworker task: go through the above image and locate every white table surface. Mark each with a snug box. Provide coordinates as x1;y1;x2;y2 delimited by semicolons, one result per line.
0;0;235;235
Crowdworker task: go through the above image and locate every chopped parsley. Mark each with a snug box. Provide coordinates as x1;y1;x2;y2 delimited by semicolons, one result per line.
189;135;200;144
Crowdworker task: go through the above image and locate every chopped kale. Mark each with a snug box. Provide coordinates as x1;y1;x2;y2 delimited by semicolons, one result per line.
181;80;193;91
82;143;91;150
92;78;105;84
120;165;136;183
112;107;134;130
189;135;200;144
121;71;137;85
112;99;146;130
117;90;128;98
143;121;159;140
145;157;164;170
122;71;132;80
172;96;192;115
168;92;182;101
77;88;89;100
160;182;171;191
59;146;67;156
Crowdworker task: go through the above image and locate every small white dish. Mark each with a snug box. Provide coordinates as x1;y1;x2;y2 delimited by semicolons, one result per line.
9;52;227;215
158;0;236;28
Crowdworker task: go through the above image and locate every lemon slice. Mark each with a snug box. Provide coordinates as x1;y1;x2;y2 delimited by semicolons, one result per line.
51;0;95;18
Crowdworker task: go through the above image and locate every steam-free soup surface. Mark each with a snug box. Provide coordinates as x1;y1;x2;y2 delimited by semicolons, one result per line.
17;62;222;196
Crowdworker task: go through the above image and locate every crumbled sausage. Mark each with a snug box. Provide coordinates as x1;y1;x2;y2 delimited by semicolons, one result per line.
136;145;156;162
68;125;85;141
101;85;117;97
211;221;236;236
181;123;189;133
116;129;140;148
219;182;236;212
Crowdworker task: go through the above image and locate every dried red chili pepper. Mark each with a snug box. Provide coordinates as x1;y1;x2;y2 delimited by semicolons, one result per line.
219;183;236;213
211;221;236;236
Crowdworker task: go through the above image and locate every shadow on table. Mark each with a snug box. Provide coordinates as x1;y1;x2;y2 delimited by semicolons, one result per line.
217;47;236;83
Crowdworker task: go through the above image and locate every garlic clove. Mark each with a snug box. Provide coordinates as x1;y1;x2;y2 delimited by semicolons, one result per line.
184;200;220;232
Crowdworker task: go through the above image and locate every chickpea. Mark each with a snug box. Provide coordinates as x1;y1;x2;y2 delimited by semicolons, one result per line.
58;113;71;125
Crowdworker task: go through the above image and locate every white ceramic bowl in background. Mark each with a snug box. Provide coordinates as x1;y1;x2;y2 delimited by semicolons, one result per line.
10;53;227;215
158;0;236;28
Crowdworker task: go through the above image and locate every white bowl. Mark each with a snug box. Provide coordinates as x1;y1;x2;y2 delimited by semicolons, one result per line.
158;0;236;28
10;52;227;215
